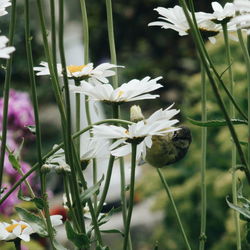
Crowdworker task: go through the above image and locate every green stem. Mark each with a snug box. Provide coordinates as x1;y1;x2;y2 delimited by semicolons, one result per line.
157;169;191;250
79;0;89;63
237;29;250;173
14;239;21;250
0;118;133;205
223;23;241;250
123;143;137;250
58;0;86;234
105;0;118;88
49;0;58;80
199;62;207;250
0;0;16;192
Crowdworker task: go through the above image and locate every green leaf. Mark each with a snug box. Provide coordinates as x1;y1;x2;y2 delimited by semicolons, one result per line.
80;175;104;204
15;207;47;236
100;229;124;236
226;197;250;221
65;220;90;248
26;125;36;134
8;153;21;170
187;118;248;127
239;141;248;146
33;197;45;210
18;188;33;202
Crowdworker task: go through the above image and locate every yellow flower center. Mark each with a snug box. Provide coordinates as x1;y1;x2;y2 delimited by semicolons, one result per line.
5;224;27;233
117;90;124;98
67;65;86;73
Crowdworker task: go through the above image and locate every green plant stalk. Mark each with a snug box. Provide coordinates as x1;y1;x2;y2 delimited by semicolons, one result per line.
237;29;250;175
79;0;89;63
95;104;119;217
63;173;81;232
157;169;191;250
105;0;118;88
179;0;250;184
0;0;16;192
199;62;207;250
123;143;137;250
14;239;21;250
223;23;241;250
41;173;57;249
58;0;86;234
71;143;103;245
0;118;133;205
49;0;58;80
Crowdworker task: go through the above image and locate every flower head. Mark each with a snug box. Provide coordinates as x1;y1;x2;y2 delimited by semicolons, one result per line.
0;220;33;242
0;36;15;59
149;5;220;36
70;76;163;103
210;2;236;23
0;0;11;16
34;61;122;85
92;105;180;159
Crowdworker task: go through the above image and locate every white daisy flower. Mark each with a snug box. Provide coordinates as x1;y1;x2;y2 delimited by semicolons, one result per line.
0;215;63;242
0;0;11;16
0;220;33;242
34;62;122;85
92;106;180;159
70;76;163;103
148;5;220;37
209;2;236;23
0;36;15;59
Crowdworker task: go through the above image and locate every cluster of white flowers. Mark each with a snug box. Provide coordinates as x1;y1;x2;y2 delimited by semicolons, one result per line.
0;0;15;59
149;2;238;43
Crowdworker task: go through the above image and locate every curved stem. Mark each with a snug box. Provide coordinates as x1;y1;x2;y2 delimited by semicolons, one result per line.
199;62;207;250
223;23;241;250
0;0;16;192
157;168;191;250
0;118;133;205
123;143;137;250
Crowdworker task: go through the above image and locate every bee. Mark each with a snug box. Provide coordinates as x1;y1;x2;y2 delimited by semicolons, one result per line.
145;126;192;168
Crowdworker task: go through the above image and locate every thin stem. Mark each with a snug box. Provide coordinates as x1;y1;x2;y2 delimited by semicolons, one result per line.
123;143;137;250
79;0;89;63
105;0;118;88
0;0;16;192
199;62;207;250
157;169;191;250
14;239;21;250
58;0;86;234
0;118;133;205
223;23;241;250
49;0;58;80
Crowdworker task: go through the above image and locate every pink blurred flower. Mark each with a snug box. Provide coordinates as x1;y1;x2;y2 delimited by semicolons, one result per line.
0;89;35;138
0;183;19;216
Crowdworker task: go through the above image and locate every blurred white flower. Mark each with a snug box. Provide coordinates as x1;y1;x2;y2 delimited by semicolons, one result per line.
0;36;15;59
210;2;236;23
34;62;122;85
0;220;33;242
0;0;11;16
0;215;62;242
70;76;163;103
234;0;250;12
92;106;180;159
148;5;220;37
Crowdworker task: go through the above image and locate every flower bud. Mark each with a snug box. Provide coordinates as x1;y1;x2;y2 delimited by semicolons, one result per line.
130;105;144;122
55;164;71;174
41;164;52;174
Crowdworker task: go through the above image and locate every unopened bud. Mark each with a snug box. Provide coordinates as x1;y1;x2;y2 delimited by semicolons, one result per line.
55;164;71;174
130;105;144;122
41;164;52;174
